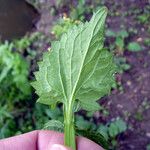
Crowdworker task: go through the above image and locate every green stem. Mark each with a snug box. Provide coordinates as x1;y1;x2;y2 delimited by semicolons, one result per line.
64;102;76;150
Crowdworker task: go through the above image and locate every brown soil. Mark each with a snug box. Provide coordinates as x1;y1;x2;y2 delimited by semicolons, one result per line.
103;49;150;150
99;0;150;149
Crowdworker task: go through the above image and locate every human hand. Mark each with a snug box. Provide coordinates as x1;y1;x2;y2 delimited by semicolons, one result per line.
0;130;104;150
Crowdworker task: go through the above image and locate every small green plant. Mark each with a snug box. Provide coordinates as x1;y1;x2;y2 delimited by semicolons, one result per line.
136;6;150;25
114;56;131;74
106;29;129;52
97;118;127;149
32;7;116;150
137;14;150;24
127;42;142;52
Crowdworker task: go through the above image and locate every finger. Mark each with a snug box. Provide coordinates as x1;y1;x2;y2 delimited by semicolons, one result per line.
0;130;104;150
38;130;104;150
0;130;38;150
77;136;104;150
48;144;72;150
38;130;64;150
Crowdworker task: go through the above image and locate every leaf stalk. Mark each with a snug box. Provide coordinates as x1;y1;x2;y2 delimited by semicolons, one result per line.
64;100;76;150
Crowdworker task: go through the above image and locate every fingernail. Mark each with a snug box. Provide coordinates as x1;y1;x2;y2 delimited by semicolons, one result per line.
49;144;68;150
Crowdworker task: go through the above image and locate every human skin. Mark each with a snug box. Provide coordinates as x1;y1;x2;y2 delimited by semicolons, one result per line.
0;130;104;150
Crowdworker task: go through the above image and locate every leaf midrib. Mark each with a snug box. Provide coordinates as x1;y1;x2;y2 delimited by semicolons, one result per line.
69;11;106;102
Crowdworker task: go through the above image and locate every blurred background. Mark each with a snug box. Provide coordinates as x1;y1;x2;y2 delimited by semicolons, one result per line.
0;0;150;149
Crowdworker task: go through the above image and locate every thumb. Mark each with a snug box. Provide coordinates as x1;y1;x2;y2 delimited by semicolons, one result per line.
48;144;72;150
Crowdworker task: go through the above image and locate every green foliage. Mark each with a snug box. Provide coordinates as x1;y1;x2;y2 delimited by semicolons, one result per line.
0;33;40;138
0;42;31;102
106;29;132;75
114;56;131;73
0;105;12;124
106;29;129;51
136;7;150;25
0;33;40;103
43;120;64;132
127;42;142;52
137;14;150;24
70;0;89;21
108;119;127;137
75;115;94;130
97;124;108;140
76;128;109;150
32;7;116;149
52;18;80;39
14;36;32;50
97;118;127;148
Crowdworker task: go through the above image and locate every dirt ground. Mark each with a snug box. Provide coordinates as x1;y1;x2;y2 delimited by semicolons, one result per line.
103;1;150;149
34;0;150;149
104;49;150;149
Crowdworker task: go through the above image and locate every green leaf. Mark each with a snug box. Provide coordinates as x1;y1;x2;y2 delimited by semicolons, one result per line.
80;100;100;111
108;123;118;138
118;30;129;38
36;93;57;105
45;107;62;120
75;116;92;130
115;119;127;133
106;29;116;37
76;128;109;150
127;42;142;52
32;7;115;111
108;118;127;138
97;124;109;140
43;120;64;132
